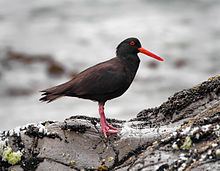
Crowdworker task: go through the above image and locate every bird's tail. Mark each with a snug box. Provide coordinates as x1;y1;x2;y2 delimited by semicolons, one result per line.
39;91;61;103
39;81;71;103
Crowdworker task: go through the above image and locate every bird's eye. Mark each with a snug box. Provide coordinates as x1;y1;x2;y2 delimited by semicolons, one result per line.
129;41;135;46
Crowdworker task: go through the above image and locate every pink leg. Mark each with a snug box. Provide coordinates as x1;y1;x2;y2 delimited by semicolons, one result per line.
100;104;117;130
98;102;118;137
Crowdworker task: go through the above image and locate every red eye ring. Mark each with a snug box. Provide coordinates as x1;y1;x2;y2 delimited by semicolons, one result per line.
129;41;135;46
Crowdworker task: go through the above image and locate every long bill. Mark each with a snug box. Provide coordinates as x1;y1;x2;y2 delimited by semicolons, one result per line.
138;47;164;61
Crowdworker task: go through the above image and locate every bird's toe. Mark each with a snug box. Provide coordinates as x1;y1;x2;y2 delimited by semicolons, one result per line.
101;125;118;138
106;122;118;130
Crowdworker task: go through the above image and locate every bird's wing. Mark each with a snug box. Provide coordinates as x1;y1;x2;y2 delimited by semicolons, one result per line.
65;58;127;97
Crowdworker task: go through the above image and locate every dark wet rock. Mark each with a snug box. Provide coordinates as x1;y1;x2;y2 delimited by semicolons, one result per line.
146;61;159;69
174;58;187;68
5;87;33;97
0;75;220;170
135;75;220;126
21;156;44;171
25;124;62;141
1;49;66;77
47;62;65;77
3;49;53;65
60;119;91;134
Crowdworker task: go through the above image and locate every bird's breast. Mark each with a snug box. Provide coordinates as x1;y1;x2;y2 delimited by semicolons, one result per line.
121;56;140;84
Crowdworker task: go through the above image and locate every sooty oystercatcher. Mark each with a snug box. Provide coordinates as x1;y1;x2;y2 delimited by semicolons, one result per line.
40;37;164;137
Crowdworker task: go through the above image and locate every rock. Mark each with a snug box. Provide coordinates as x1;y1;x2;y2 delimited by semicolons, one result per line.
0;75;220;170
5;87;33;97
46;62;65;77
174;58;187;68
146;61;158;69
1;49;66;77
3;49;53;65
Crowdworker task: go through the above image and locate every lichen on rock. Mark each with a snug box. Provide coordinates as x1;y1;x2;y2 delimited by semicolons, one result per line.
0;140;23;166
2;147;22;165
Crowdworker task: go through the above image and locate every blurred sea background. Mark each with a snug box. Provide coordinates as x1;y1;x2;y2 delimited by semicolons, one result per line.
0;0;220;131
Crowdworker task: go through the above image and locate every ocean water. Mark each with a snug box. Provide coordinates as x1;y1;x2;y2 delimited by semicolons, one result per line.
0;0;220;131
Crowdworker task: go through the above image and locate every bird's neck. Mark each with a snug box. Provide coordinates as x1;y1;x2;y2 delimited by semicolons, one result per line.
119;54;140;75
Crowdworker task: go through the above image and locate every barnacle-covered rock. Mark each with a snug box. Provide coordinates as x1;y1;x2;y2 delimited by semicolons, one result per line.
0;75;219;170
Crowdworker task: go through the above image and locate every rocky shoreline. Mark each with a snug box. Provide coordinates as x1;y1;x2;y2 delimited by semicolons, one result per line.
0;75;220;170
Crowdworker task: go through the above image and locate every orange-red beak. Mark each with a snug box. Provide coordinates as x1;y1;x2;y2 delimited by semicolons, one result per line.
138;47;164;61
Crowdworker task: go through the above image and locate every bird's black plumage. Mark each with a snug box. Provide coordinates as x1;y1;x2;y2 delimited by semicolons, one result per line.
40;37;141;103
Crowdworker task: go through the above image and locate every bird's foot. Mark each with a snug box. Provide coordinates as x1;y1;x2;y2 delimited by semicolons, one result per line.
101;125;118;138
106;122;118;130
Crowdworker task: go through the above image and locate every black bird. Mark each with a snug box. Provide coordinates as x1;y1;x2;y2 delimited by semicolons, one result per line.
40;37;164;137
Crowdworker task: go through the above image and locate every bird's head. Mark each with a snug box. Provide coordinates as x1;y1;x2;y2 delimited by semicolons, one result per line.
116;37;164;61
